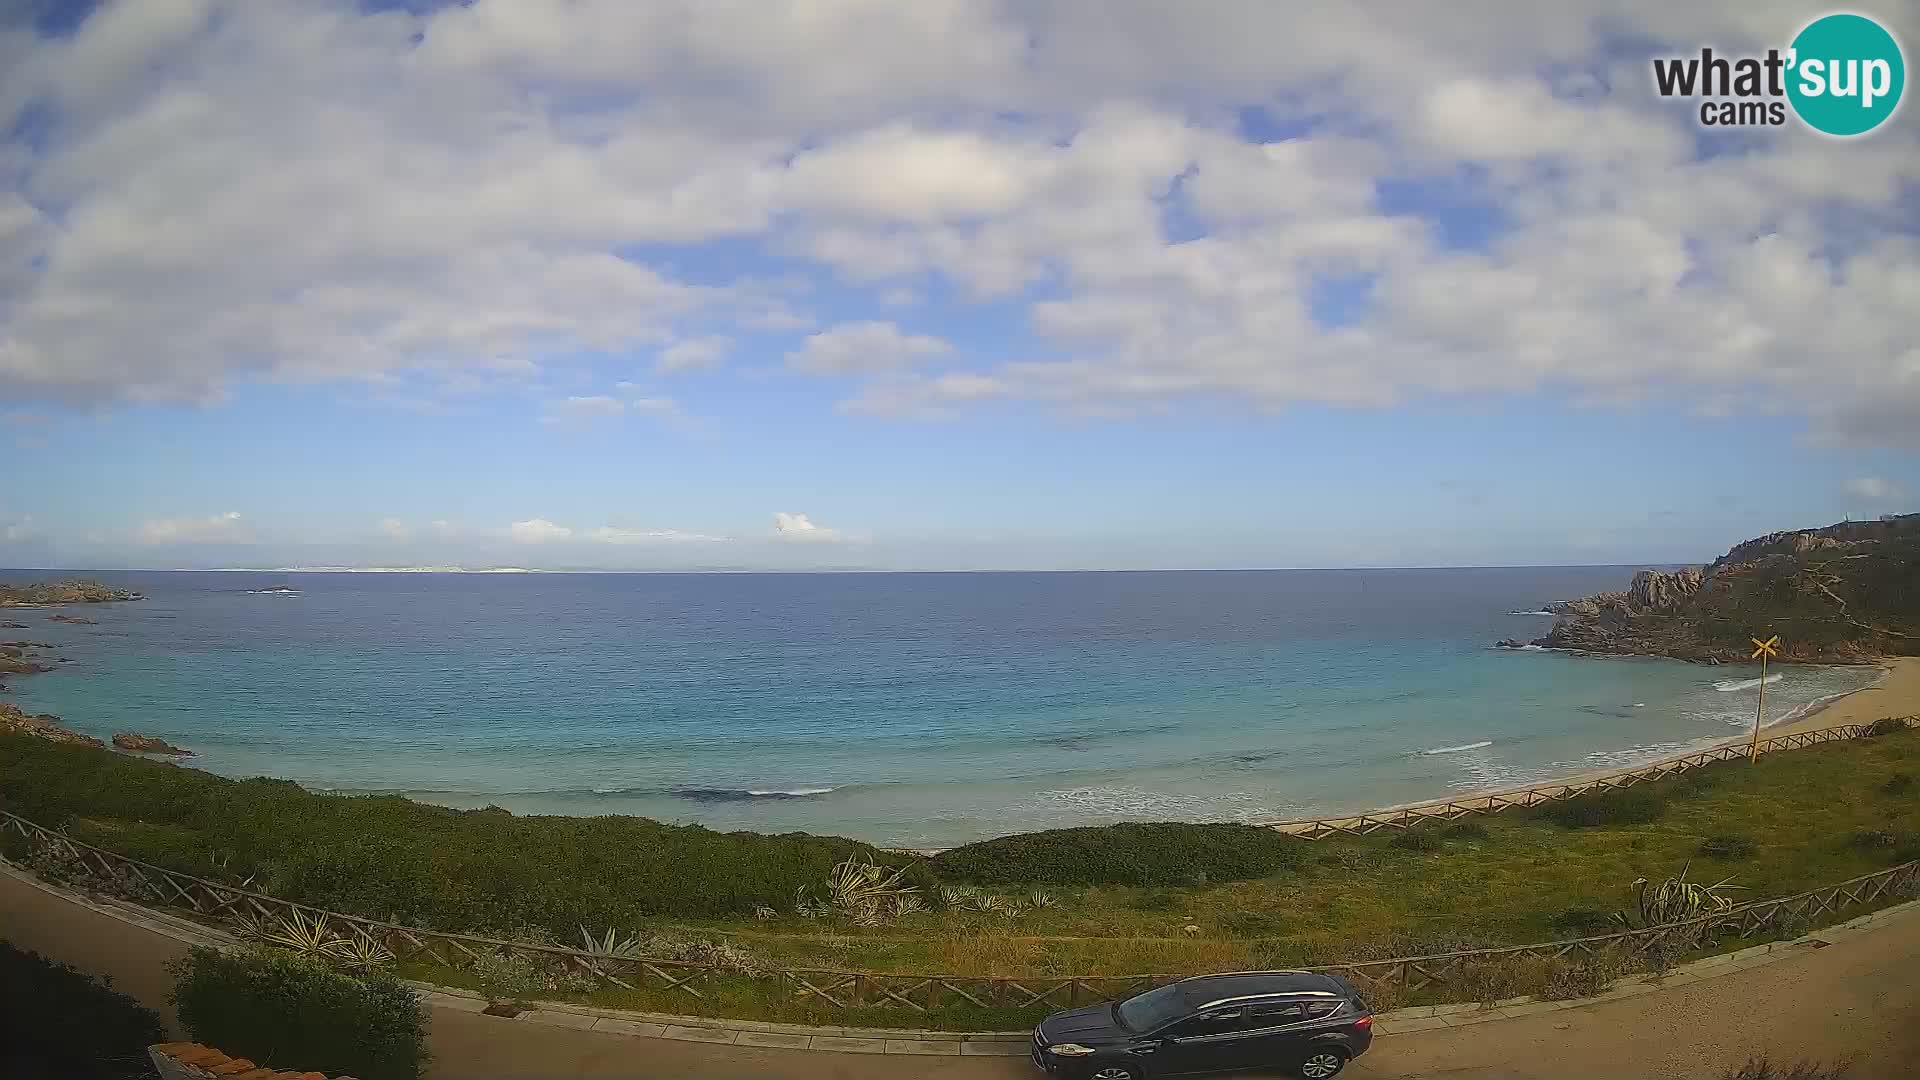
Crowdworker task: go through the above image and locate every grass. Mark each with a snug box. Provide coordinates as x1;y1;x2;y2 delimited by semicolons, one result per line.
2;724;1918;1029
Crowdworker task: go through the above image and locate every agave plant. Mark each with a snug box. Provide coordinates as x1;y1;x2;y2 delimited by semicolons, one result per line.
578;926;653;960
1622;860;1747;928
978;893;1016;916
226;908;274;943
1026;890;1059;910
328;931;396;971
890;893;926;918
263;908;344;959
753;905;778;921
938;884;978;909
824;857;919;915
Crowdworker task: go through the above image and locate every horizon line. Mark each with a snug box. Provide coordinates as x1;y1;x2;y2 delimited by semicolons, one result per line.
1;562;1701;575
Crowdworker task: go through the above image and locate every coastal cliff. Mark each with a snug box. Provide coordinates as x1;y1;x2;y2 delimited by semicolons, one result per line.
1510;514;1920;663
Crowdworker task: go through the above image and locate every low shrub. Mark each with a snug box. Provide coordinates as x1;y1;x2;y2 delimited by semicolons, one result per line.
1217;910;1287;937
1862;717;1911;738
1882;772;1914;796
1454;953;1553;1005
1127;888;1183;912
1388;829;1444;852
930;822;1305;887
1719;1057;1858;1080
0;732;909;927
1549;907;1616;937
1534;788;1666;828
1850;829;1901;850
1440;820;1490;840
1540;947;1638;1000
170;946;428;1080
1699;833;1758;860
0;941;166;1080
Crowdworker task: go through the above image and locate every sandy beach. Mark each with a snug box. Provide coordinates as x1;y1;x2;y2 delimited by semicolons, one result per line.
1259;656;1920;831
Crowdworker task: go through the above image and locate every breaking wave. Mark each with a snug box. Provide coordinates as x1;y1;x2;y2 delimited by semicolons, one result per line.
1714;673;1783;692
1423;740;1494;755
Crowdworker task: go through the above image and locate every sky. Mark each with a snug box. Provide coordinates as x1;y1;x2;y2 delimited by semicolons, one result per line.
1;0;1917;572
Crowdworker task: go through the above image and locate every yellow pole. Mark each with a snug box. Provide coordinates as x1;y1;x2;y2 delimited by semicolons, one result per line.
1750;649;1767;762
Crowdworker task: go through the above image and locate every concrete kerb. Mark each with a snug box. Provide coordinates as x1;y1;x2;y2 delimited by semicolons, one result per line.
9;860;1919;1057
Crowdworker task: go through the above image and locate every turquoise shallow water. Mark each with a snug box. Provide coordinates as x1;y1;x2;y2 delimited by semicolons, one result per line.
0;568;1882;847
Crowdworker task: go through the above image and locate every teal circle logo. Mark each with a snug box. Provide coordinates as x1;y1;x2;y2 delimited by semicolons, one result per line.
1787;13;1905;136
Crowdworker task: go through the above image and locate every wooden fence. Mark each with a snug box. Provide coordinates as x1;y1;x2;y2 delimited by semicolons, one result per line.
1259;717;1917;839
2;716;1916;1017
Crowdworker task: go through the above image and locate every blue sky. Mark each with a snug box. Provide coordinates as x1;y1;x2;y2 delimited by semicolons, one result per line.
2;1;1917;570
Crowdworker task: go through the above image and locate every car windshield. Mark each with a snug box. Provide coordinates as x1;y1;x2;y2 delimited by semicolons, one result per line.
1116;984;1190;1031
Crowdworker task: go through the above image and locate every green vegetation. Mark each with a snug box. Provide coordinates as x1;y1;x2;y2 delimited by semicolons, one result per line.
0;734;916;930
0;941;165;1080
1699;833;1759;860
1532;786;1667;827
170;945;427;1080
3;724;1918;1031
929;821;1306;886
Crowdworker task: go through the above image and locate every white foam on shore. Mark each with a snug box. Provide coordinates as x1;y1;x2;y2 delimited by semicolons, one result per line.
1422;740;1493;755
1714;673;1783;692
1507;609;1556;616
746;786;837;797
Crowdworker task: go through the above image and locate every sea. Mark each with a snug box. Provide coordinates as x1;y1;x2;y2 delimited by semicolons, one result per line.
0;568;1884;849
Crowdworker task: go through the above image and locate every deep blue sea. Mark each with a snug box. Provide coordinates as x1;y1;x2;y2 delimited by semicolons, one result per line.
0;568;1882;847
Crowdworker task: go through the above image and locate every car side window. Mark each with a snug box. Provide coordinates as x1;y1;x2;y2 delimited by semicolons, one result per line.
1166;1009;1254;1038
1249;1002;1311;1024
1303;1000;1342;1019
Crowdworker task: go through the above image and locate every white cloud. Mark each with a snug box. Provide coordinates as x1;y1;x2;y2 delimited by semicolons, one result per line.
582;526;726;544
788;321;952;375
656;336;733;373
541;395;628;424
1844;477;1905;502
507;518;572;543
138;510;251;545
378;517;411;541
0;1;1916;446
771;511;842;543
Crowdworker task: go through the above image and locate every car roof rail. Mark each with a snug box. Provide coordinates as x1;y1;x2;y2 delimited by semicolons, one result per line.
1181;969;1315;980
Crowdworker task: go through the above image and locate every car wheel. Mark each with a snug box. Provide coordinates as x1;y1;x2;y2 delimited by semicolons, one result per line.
1086;1064;1145;1080
1297;1048;1349;1078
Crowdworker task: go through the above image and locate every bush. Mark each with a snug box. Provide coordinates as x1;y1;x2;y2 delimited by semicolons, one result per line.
1862;717;1911;738
1389;829;1444;852
1534;788;1666;828
1217;910;1287;937
0;942;165;1080
1851;829;1901;850
1127;888;1183;912
1719;1058;1857;1080
1882;772;1914;795
930;822;1305;887
170;946;428;1080
1440;820;1490;841
1699;833;1758;860
1549;908;1615;937
1540;947;1638;1000
0;733;910;928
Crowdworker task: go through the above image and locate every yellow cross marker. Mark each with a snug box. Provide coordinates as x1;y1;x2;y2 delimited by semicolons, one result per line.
1748;635;1780;761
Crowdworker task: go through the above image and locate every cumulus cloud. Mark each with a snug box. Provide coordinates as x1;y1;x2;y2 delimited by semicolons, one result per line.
771;511;842;542
788;322;952;375
507;518;572;543
656;336;733;373
1844;477;1905;502
0;1;1916;446
138;511;251;545
378;518;411;541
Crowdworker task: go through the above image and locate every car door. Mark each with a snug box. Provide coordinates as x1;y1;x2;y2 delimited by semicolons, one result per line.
1227;1000;1317;1069
1156;1008;1266;1075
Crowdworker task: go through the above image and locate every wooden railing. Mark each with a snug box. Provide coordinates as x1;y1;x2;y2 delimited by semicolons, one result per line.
1258;718;1917;839
3;716;1915;1017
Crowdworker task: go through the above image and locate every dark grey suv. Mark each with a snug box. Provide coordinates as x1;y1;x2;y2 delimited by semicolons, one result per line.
1030;971;1373;1080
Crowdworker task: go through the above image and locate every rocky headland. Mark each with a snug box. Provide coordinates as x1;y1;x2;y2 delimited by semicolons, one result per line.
112;732;194;755
1501;514;1920;663
0;579;144;607
0;702;105;748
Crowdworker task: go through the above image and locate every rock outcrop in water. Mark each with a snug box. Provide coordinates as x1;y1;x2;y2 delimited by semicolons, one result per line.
112;732;194;755
1511;514;1920;663
0;579;144;607
0;702;104;748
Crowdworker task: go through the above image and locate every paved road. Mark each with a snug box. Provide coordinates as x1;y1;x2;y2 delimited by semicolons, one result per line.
3;866;1913;1080
425;916;1920;1080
